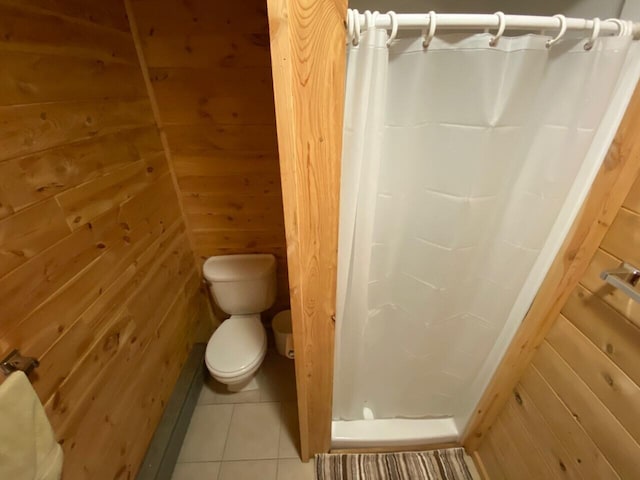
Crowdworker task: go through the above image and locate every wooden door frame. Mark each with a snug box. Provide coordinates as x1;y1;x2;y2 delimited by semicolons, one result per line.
266;0;640;460
266;0;347;461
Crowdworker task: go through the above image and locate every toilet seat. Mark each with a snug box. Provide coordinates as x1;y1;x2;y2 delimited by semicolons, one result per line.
205;314;267;378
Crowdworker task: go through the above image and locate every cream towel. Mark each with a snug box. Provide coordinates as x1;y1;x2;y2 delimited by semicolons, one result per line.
0;372;63;480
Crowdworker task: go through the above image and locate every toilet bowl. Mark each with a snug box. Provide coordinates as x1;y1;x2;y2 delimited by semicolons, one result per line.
205;314;267;391
202;254;277;392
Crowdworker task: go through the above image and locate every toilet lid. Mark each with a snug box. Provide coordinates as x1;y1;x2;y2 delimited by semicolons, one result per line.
205;315;266;375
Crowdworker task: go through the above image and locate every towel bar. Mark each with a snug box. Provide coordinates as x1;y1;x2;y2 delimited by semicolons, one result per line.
600;262;640;304
0;349;39;377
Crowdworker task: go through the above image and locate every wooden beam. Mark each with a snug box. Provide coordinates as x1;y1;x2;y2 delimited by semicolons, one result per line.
266;0;347;460
463;81;640;452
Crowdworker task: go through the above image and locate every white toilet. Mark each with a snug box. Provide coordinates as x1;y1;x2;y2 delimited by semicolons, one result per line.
203;254;277;392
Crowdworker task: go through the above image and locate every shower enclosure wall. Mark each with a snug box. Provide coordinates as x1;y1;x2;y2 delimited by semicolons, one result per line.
332;5;640;447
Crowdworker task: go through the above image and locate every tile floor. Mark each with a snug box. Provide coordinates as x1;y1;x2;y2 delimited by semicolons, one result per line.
172;349;314;480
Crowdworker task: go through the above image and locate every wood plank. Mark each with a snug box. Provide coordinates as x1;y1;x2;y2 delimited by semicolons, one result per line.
0;98;154;162
183;194;284;216
187;211;284;231
601;207;640;267
148;68;274;99
487;416;538;478
520;366;619;479
177;173;282;196
0;2;137;63
0;198;70;278
474;443;504;480
164;124;278;154
141;32;272;69
503;385;581;479
547;314;640;445
622;172;640;214
55;156;165;229
191;230;286;251
497;395;564;479
0;205;182;375
533;341;640;479
562;284;640;387
0;126;163;212
0;51;147;105
124;0;201;271
267;0;346;459
2;0;131;32
0;217;110;326
129;0;269;35
44;233;193;431
172;152;281;177
52;268;199;479
150;67;276;125
463;82;640;451
159;95;276;125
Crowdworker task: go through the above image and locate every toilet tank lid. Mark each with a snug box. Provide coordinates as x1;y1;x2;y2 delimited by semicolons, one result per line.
203;254;276;282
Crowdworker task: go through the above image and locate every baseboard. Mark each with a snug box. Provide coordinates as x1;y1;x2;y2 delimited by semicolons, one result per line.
136;343;206;480
472;450;490;480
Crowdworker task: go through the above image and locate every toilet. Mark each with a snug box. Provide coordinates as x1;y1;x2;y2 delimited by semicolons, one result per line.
203;254;277;392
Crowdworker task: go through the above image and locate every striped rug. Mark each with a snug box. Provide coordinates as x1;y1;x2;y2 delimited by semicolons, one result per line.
315;448;474;480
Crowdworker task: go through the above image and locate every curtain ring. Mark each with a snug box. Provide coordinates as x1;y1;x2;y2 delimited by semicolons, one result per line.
352;9;361;46
364;10;373;30
346;9;354;43
386;11;398;47
369;11;380;31
606;18;627;36
422;11;437;48
489;11;506;47
584;17;600;50
546;14;567;48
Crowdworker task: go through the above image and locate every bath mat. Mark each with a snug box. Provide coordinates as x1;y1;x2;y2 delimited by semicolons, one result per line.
315;448;474;480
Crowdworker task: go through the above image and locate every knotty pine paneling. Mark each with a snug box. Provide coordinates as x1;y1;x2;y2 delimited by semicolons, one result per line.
475;175;640;479
0;1;214;478
128;0;290;311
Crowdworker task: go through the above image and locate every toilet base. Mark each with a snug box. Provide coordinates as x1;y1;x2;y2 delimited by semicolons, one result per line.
227;374;260;392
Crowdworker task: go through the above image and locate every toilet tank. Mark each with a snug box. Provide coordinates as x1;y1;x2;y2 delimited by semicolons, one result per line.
203;254;277;314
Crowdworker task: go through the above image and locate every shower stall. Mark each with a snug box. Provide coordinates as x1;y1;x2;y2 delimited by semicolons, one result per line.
332;2;640;447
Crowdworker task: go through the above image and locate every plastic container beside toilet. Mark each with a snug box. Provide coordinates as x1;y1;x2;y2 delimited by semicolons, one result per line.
272;310;294;359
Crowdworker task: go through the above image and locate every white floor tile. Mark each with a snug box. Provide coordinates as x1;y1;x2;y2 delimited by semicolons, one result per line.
223;402;281;460
259;352;297;402
278;402;300;459
276;458;315;480
177;404;233;462
199;376;262;405
218;460;278;480
197;378;218;405
171;462;220;480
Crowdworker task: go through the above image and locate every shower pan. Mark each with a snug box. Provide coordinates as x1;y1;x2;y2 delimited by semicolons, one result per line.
332;9;640;448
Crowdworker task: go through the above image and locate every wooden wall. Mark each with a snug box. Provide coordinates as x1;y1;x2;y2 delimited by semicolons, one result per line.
127;0;290;311
475;175;640;479
0;1;213;477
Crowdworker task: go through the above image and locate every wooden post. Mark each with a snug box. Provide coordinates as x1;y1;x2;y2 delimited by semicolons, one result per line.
266;0;347;460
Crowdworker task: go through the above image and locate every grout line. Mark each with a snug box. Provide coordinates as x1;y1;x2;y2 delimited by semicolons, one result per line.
219;403;236;469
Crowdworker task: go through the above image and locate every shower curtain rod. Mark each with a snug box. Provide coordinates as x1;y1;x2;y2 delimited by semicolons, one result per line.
348;11;640;40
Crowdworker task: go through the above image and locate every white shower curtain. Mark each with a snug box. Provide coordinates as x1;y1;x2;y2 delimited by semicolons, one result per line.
334;25;634;421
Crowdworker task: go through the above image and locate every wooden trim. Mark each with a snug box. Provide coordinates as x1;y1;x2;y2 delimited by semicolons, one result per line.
330;442;459;455
463;81;640;451
472;450;491;480
266;0;347;460
124;0;201;271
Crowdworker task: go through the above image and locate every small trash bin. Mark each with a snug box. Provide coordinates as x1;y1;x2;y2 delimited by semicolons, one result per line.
272;310;294;359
